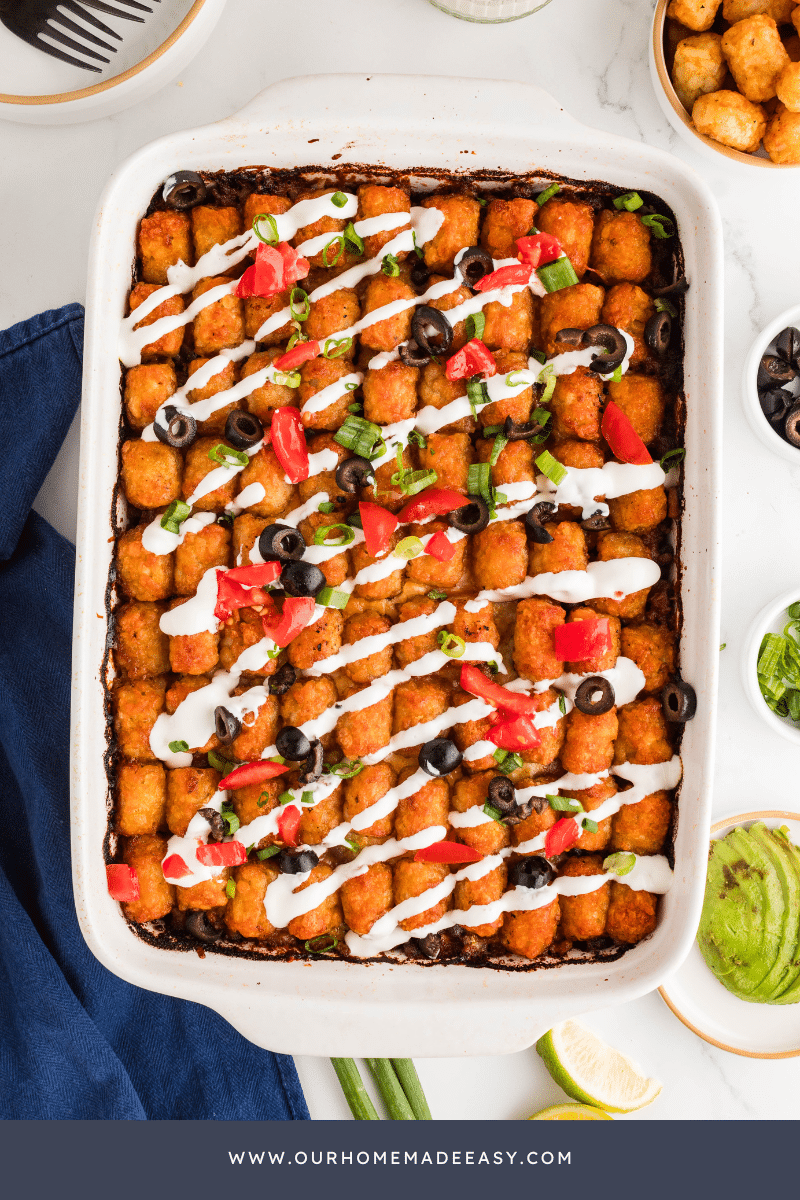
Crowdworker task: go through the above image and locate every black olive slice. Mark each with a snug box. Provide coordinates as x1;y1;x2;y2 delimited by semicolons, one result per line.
457;245;494;288
154;405;197;450
785;402;800;448
661;677;697;722
447;496;490;534
645;311;672;357
297;739;324;786
759;354;796;389
214;706;241;745
652;271;689;298
574;676;615;715
553;327;585;348
224;409;264;450
335;455;375;493
583;324;628;374
197;807;225;843
275;726;312;762
487;776;516;814
162;170;207;210
185;910;223;943
776;326;800;368
411;305;453;356
281;560;325;598
258;523;305;563
268;663;296;695
524;502;557;544
503;415;546;441
580;510;611;532
419;738;463;777
398;339;431;368
760;388;792;419
413;933;442;959
410;260;430;293
277;849;319;875
508;857;555;890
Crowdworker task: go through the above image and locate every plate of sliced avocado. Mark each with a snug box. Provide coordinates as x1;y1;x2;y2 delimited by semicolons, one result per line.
659;812;800;1058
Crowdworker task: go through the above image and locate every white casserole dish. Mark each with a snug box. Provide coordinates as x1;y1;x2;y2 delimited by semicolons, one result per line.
72;74;723;1057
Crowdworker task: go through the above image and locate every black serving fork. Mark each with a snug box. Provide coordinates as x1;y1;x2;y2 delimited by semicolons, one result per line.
0;0;161;74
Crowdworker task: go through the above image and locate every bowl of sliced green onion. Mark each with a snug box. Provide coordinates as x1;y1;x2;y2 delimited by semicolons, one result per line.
743;589;800;744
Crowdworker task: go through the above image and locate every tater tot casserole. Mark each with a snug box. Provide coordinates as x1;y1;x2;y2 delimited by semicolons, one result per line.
105;165;694;970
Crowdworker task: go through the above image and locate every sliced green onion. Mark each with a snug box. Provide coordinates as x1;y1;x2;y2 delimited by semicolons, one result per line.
789;602;800;620
160;499;191;535
641;213;675;239
256;791;271;808
532;406;552;428
583;818;599;833
494;749;523;775
331;191;349;209
396;536;424;559
608;365;623;383
334;415;382;458
391;465;438;496
273;370;301;388
322;237;344;268
389;1060;432;1121
324;336;353;359
208;442;249;467
547;795;583;813
330;1059;380;1121
530;348;547;365
539;368;557;406
558;695;567;715
537;256;579;293
412;231;424;260
168;739;189;754
301;790;314;805
218;511;234;527
466;376;489;416
347;511;363;529
252;212;279;244
290;286;310;321
225;879;236;899
266;647;283;660
382;253;401;276
467;462;493;503
482;803;505;822
465;311;486;341
437;631;465;658
317;585;350;609
278;792;294;806
505;370;529;389
482;424;502;438
613;192;643;212
368;436;387;462
220;806;240;836
344;380;359;391
758;632;785;681
257;845;280;860
604;851;636;877
407;429;427;448
365;1059;415;1121
490;433;508;467
347;402;362;414
306;933;338;954
208;750;236;773
536;449;567;486
536;182;560;206
324;758;364;779
719;643;726;651
776;825;791;840
343;222;364;256
655;297;678;317
660;447;685;471
477;197;487;207
427;588;448;600
313;523;355;547
318;501;336;513
286;329;309;352
345;834;360;852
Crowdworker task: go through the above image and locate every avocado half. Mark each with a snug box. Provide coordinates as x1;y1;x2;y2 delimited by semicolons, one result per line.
697;823;800;1006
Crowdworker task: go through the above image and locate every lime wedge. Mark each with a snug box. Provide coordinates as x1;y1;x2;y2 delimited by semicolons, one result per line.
528;1103;613;1120
535;1020;662;1113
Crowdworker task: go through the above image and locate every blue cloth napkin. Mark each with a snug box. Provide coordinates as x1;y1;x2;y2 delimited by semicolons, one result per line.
0;305;308;1121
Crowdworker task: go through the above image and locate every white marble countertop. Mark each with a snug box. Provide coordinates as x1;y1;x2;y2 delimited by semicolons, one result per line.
4;0;799;1120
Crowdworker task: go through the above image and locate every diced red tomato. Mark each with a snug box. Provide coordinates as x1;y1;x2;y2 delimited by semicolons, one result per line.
486;712;541;750
261;595;316;647
474;263;532;292
516;232;562;269
276;241;310;287
106;864;139;902
396;488;466;524
553;618;612;662
214;567;281;623
460;663;540;717
414;841;483;864
219;760;290;790
425;530;456;562
360;501;399;557
544;817;580;858
445;338;497;381
271;406;309;483
225;562;281;588
195;840;248;867
235;264;259;298
601;401;652;465
162;854;191;881
273;339;320;373
277;804;302;847
236;242;310;299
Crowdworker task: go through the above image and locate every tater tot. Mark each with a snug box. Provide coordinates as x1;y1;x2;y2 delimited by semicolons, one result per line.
520;687;567;769
243;192;293;230
588;531;653;620
561;707;618;774
482;288;534;353
722;15;789;103
128;283;185;360
501;899;560;960
605;882;657;944
427;278;473;352
395;597;439;668
244;292;292;344
763;100;800;159
550;366;603;442
121;439;182;510
343;611;394;684
240;349;298;425
359;445;413;514
306;289;359;349
668;0;721;30
480;197;538;259
287;863;343;941
612;790;672;855
300;785;344;847
407;519;467;589
359;275;415;351
191;278;244;355
621;622;676;693
672;33;727;111
540;284;605;357
590;211;652;285
122;835;175;923
556;439;605;470
455;862;508;937
224;860;278;938
421;194;481;272
692;90;768;151
281;675;337;730
478;350;533;430
299;357;355;431
231;691;278;762
138;211;191;286
291;189;348;268
536;198;595;278
476;438;535;487
453;598;499;648
191;205;240;262
229;778;279;829
418;360;470;432
298;513;350;588
182;437;238;512
606;374;666;445
124;363;176;430
175;870;230;912
114;677;166;762
452;691;496;773
351;533;405;599
336;690;393;758
601;284;655;369
529;521;588;576
357;185;410;259
567;607;621;674
341;863;394;935
395;775;450;839
558;855;610;941
776;60;800;109
473;521;529;591
608;486;667;533
115;601;170;679
418;432;471;494
117;762;167;836
393;678;450;746
288;607;343;671
513;597;565;682
565;775;616;851
219;609;278;676
363;361;419;424
117;526;174;601
186;357;238;436
236;447;296;516
394;860;452;932
174;520;230;595
166;767;220;836
614;698;673;765
344;763;397;840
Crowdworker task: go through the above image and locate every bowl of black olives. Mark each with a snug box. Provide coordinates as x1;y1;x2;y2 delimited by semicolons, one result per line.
745;307;800;463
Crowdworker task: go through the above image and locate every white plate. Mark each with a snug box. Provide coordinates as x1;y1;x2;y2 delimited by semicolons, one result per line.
741;587;800;748
742;301;800;466
659;811;800;1059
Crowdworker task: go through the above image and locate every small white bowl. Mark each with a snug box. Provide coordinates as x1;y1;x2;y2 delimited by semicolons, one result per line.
741;587;800;747
742;302;800;465
0;0;226;126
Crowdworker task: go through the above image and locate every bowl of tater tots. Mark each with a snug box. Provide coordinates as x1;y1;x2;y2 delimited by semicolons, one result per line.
651;0;800;165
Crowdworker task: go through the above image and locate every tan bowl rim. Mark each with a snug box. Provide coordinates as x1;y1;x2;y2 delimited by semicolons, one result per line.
0;0;208;106
659;808;800;1060
652;0;797;169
